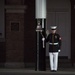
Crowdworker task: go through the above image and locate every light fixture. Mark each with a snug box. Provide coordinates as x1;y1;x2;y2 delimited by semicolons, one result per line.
36;20;43;32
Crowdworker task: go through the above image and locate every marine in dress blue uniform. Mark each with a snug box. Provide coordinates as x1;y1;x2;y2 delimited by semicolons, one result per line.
46;26;62;72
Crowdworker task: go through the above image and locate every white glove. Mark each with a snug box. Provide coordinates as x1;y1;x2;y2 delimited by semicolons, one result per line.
58;50;61;52
42;38;45;48
42;38;45;41
46;30;49;36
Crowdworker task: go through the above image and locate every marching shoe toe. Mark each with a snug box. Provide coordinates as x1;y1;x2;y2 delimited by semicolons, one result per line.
51;70;57;72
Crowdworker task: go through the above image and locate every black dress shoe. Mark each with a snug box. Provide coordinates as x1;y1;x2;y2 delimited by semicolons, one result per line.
53;70;57;72
51;70;54;72
51;70;57;72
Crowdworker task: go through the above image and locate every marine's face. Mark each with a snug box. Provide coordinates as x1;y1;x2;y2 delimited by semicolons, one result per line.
51;30;56;34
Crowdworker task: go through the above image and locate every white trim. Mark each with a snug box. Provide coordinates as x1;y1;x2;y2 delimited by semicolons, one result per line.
6;9;25;13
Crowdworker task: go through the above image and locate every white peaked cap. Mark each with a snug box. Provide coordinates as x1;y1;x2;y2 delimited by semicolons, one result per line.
51;26;57;30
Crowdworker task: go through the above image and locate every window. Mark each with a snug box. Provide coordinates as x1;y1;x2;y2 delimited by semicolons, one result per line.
11;22;19;31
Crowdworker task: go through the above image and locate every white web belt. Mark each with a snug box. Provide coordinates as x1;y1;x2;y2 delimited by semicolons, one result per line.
49;43;58;45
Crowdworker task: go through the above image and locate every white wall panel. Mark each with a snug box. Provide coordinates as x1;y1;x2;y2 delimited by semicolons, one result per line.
46;0;71;59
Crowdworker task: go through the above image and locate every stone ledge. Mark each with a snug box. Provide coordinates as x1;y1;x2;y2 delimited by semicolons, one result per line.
5;5;27;13
5;62;25;68
5;5;27;9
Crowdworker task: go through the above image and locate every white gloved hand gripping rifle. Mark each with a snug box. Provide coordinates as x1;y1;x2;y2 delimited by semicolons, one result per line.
40;32;45;48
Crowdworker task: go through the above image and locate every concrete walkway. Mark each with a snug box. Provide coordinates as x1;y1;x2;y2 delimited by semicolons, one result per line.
0;59;74;75
0;68;75;75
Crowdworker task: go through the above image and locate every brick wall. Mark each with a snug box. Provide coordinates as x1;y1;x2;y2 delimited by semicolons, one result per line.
5;0;26;68
6;13;24;62
5;0;36;68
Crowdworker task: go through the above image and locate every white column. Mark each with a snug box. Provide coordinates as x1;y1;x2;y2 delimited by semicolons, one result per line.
35;0;46;19
35;0;46;71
